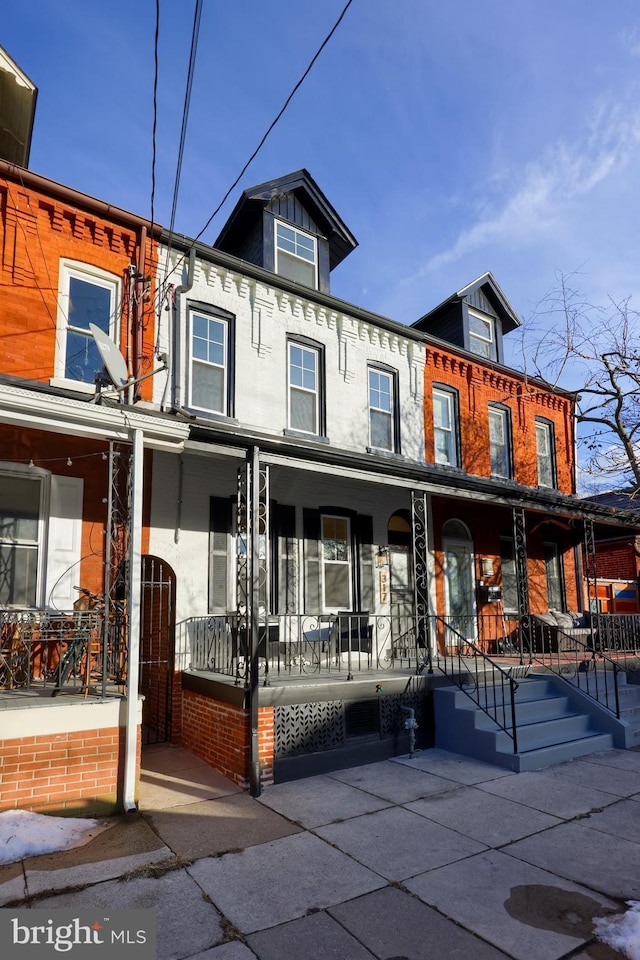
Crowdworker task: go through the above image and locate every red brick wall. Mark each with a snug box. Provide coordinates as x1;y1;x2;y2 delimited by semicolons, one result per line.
424;347;576;494
0;175;158;400
181;690;274;788
595;540;638;581
0;725;140;816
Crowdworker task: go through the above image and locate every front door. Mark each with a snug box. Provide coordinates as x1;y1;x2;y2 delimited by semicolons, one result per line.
389;544;413;657
443;537;476;643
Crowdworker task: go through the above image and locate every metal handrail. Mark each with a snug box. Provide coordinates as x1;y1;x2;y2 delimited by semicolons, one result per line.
529;616;622;717
435;616;520;754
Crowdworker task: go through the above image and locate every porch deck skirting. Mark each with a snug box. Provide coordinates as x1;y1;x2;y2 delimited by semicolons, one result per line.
181;670;442;785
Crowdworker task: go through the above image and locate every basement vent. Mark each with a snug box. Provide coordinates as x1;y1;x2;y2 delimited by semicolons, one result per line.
345;699;380;738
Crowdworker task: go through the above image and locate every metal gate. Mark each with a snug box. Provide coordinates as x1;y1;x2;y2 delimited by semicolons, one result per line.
139;555;176;745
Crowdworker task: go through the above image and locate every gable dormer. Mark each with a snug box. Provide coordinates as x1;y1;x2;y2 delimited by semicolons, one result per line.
213;169;357;294
412;272;521;365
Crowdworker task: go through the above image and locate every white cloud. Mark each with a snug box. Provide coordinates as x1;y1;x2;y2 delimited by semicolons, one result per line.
411;97;640;277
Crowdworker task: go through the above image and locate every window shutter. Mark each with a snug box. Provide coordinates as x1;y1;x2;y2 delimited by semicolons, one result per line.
303;508;321;614
46;475;83;610
357;514;375;611
209;497;232;614
275;503;297;614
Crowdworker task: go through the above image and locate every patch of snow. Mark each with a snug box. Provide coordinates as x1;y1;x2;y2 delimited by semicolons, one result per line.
0;810;104;864
594;901;640;960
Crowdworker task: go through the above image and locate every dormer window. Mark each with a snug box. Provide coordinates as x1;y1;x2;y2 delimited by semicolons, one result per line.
275;221;317;288
468;310;496;360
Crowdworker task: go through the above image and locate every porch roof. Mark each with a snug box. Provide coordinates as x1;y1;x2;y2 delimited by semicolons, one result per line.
184;430;640;533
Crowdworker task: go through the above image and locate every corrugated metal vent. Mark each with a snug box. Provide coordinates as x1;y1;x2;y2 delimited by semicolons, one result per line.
345;699;380;738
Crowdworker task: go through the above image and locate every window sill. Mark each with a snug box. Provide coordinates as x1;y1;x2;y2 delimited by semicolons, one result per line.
283;429;330;444
49;377;96;395
366;447;404;460
188;410;238;426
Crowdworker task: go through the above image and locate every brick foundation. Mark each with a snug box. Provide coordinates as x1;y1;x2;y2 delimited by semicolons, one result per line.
181;689;274;788
0;725;140;816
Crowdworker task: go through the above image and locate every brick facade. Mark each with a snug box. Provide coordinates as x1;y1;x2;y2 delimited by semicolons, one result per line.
181;690;274;788
0;726;140;816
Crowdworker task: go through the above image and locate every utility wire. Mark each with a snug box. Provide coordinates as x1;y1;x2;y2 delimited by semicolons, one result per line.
193;0;354;246
162;0;204;284
149;0;160;233
157;0;355;312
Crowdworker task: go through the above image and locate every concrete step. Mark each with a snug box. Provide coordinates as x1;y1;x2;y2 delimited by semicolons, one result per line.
504;733;615;772
494;713;601;751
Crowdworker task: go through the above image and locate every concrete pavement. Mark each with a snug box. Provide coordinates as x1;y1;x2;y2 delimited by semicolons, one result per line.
2;744;640;959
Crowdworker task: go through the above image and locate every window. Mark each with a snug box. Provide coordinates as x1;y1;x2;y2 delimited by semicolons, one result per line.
368;367;396;451
489;405;512;478
321;515;352;611
536;419;556;488
275;221;317;288
288;340;321;435
544;541;565;611
432;386;459;466
500;537;518;613
468;310;496;360
0;473;42;606
189;309;231;414
57;261;120;384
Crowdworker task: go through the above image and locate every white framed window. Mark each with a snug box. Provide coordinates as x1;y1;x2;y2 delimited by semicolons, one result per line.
489;405;512;478
321;515;351;611
288;340;320;434
544;541;565;611
56;261;120;385
368;367;395;451
0;464;82;610
189;311;229;414
536;419;556;488
0;469;44;606
469;310;496;360
432;386;459;466
275;221;317;288
499;536;518;614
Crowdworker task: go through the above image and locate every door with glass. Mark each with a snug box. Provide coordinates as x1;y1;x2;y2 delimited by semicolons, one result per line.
442;537;477;643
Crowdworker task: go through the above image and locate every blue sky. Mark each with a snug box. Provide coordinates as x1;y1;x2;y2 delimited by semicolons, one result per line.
3;0;640;374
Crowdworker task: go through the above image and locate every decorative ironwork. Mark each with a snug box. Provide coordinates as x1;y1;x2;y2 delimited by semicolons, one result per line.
411;490;432;673
274;701;345;757
235;457;270;687
106;442;132;690
236;461;250;685
512;506;531;661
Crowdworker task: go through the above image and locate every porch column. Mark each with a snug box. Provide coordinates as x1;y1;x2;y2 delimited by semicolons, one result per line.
123;428;144;811
583;518;599;644
237;448;270;797
411;490;432;673
512;506;532;663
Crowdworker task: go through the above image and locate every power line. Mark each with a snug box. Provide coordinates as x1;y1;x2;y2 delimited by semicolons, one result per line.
161;0;204;285
193;0;355;246
156;0;355;313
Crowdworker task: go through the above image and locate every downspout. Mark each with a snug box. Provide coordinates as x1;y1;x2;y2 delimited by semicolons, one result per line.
123;428;144;812
172;246;196;412
134;225;148;395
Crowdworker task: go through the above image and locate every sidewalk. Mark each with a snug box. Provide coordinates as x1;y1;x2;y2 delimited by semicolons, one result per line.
2;743;640;959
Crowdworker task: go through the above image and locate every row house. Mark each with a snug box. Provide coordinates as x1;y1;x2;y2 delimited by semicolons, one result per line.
2;161;638;809
148;171;639;788
0;160;189;813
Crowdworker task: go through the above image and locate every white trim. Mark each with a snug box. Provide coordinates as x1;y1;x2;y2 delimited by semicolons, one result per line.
320;513;352;613
275;220;318;288
54;259;122;385
188;310;229;414
288;341;319;435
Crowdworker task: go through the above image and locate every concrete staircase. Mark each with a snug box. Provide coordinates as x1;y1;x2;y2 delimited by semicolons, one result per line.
433;674;617;772
566;670;640;749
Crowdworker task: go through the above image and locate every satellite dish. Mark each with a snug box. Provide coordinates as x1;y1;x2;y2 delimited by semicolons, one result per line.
90;323;129;390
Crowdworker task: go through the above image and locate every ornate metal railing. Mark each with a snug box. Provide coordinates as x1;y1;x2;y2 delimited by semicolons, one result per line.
528;616;627;717
0;608;123;697
435;615;521;753
182;612;427;683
